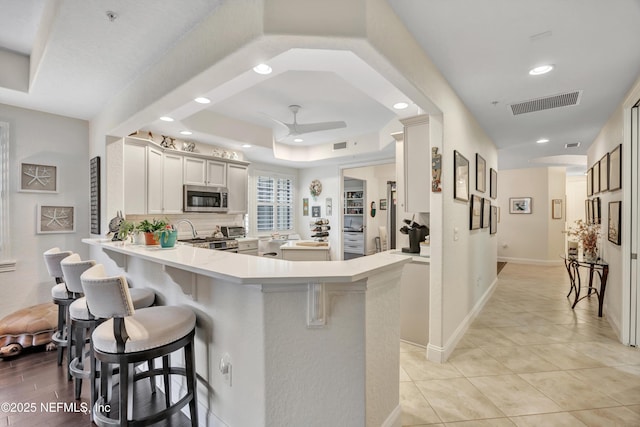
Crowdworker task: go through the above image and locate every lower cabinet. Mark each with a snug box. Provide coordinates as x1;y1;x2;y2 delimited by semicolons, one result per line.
237;238;258;256
343;232;364;255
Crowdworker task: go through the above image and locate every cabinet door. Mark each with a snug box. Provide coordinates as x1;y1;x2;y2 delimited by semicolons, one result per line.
403;115;430;213
147;146;163;214
163;153;184;213
226;163;248;213
206;160;226;187
183;157;207;186
124;142;147;214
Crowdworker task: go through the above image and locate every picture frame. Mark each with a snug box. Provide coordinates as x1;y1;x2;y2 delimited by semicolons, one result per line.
20;163;58;193
509;197;532;214
380;199;387;210
490;168;497;199
585;199;593;224
470;195;482;230
37;204;75;234
303;198;309;216
552;199;562;219
312;205;321;218
490;205;498;234
592;197;601;224
593;161;600;194
454;150;469;202
326;197;332;216
586;167;593;196
608;201;621;245
475;153;486;193
599;153;609;192
609;144;622;191
481;198;490;228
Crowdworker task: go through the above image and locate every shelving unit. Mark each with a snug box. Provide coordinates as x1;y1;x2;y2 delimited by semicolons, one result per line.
343;179;366;257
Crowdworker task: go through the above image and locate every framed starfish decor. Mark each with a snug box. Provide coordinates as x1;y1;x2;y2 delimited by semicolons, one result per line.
20;163;57;192
37;204;75;234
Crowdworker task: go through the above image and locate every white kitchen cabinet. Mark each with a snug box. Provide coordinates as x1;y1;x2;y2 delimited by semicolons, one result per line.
184;156;226;187
343;231;364;255
237;238;258;255
147;146;164;214
163;152;184;214
226;163;248;213
400;260;430;347
124;141;147;215
401;114;430;213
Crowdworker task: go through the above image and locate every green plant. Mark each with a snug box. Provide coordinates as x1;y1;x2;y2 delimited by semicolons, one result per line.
117;220;136;242
136;218;168;233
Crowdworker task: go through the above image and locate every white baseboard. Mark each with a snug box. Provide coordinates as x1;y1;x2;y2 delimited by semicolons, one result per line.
427;277;499;363
498;256;563;266
381;404;402;427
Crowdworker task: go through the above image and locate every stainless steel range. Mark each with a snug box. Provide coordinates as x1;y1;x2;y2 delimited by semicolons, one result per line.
178;236;238;252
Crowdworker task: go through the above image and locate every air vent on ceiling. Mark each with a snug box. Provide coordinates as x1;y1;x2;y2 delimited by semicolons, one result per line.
509;90;582;115
333;141;348;150
565;142;581;149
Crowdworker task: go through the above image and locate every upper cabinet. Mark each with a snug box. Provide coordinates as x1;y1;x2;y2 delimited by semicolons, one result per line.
226;163;248;213
401;114;430;213
124;140;148;215
183;157;226;187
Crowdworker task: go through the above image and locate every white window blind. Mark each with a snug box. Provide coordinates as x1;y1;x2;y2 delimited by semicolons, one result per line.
256;175;293;232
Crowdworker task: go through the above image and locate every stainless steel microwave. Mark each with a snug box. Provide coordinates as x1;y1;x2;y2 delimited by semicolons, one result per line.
183;185;228;212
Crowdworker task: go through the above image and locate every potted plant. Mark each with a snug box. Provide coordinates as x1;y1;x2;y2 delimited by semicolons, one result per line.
136;218;168;245
566;219;600;261
116;220;136;243
154;223;178;248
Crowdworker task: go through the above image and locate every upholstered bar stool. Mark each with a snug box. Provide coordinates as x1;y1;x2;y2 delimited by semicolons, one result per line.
80;264;198;426
60;254;156;402
43;247;76;372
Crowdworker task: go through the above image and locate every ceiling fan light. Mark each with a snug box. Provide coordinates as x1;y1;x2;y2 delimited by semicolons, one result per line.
393;102;409;110
529;65;554;75
294;138;304;142
194;97;211;104
253;63;272;75
536;138;549;144
180;130;193;135
242;144;252;148
159;116;174;122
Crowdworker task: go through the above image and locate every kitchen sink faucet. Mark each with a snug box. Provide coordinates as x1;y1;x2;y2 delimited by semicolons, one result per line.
175;219;198;239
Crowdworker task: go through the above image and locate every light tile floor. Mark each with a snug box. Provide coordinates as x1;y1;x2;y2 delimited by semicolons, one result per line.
399;263;640;426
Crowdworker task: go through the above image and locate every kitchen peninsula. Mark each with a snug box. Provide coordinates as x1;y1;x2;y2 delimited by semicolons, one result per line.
84;239;410;427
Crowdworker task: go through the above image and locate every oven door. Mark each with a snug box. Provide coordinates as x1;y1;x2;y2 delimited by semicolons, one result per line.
183;185;228;212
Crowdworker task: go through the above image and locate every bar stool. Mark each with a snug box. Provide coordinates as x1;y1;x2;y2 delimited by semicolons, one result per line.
60;254;156;403
43;247;76;373
81;264;198;426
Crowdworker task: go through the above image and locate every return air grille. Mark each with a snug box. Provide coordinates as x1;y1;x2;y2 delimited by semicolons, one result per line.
509;91;582;115
565;142;581;148
333;141;347;150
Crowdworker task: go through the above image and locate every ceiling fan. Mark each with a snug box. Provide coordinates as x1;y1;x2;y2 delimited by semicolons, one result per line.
269;105;347;139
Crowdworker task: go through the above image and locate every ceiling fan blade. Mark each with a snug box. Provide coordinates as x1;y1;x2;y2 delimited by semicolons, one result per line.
292;121;347;135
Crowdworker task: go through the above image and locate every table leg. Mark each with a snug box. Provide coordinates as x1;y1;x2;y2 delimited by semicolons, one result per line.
598;266;608;317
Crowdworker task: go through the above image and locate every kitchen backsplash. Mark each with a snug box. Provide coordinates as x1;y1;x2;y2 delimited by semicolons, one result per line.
125;213;244;239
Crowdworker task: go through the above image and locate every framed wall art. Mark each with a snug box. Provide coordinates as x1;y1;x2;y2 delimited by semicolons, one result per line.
585;199;592;224
599;153;609;192
490;168;497;199
592;197;601;224
481;198;490;228
609;144;622;191
608;201;621;245
37;204;75;234
20;163;58;193
470;195;482;230
326;197;332;216
552;199;562;219
380;199;387;210
586;167;593;196
454;150;469;202
509;197;532;214
303;198;309;216
476;153;486;193
593;161;600;194
490;205;498;234
312;205;321;218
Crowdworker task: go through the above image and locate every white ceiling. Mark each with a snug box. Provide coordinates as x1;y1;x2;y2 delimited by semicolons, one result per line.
1;0;640;172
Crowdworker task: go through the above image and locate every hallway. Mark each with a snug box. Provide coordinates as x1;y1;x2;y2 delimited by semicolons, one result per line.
400;263;640;426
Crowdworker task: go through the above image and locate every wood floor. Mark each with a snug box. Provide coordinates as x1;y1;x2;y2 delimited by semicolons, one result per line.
0;346;191;426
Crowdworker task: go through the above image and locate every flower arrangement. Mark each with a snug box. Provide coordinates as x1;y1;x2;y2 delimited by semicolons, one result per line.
309;179;322;198
566;219;600;258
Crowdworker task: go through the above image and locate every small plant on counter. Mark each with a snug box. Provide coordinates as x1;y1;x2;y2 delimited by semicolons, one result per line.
116;220;136;242
136;218;169;245
154;223;178;248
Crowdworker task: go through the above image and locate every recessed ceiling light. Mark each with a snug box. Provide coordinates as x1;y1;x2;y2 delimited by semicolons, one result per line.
536;138;549;144
159;116;174;122
242;144;252;148
253;63;272;75
294;138;304;142
194;97;211;104
529;65;554;75
393;102;409;110
180;130;193;135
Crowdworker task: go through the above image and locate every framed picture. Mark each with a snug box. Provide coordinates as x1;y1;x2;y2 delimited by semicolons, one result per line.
592;197;601;224
608;201;621;245
326;197;332;216
490;168;497;199
470;195;482;230
481;198;490;228
20;163;58;193
490;205;498;234
303;198;309;216
380;199;387;210
476;154;486;193
509;197;532;214
552;199;562;219
37;204;75;234
599;153;609;192
585;199;592;224
593;161;600;194
586;168;593;196
312;205;321;218
454;150;469;202
609;144;622;191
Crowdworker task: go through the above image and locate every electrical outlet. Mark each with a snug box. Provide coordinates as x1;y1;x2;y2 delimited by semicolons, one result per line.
219;353;232;386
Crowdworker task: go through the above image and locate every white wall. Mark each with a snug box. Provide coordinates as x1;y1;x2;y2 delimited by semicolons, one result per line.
566;175;587;224
0;103;89;318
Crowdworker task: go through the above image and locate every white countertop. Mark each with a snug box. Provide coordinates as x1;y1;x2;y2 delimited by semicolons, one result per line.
84;239;409;285
389;250;431;264
280;240;331;250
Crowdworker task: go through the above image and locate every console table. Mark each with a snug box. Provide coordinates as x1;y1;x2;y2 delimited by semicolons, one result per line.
561;255;608;317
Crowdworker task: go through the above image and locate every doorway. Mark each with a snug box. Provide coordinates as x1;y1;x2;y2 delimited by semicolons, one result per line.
630;103;639;346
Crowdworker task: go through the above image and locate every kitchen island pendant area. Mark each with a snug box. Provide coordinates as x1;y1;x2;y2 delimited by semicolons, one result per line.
84;239;409;426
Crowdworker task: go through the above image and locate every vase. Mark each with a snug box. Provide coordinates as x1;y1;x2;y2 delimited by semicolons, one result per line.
158;230;178;248
144;232;159;245
583;248;598;262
